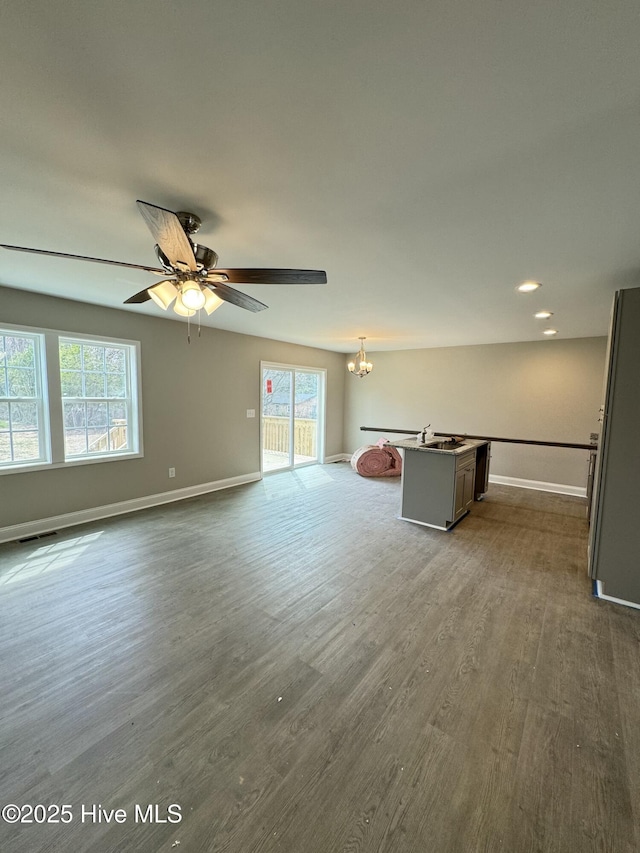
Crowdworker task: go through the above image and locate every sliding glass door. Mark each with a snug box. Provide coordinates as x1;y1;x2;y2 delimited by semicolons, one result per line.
261;363;325;473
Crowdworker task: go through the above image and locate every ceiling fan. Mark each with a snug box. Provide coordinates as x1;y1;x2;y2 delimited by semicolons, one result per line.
0;200;327;317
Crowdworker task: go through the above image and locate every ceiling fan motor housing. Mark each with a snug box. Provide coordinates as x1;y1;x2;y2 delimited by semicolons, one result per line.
154;241;218;273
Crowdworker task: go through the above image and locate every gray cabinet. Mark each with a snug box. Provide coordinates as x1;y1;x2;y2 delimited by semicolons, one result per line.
589;287;640;606
454;452;476;523
400;445;478;530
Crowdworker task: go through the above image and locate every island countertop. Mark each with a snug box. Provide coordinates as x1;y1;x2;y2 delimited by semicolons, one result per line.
389;438;489;456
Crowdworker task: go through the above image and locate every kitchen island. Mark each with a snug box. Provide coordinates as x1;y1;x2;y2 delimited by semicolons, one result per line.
390;438;490;530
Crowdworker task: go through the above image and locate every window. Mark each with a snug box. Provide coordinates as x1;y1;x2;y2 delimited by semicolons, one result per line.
0;323;142;474
0;330;48;468
59;338;135;459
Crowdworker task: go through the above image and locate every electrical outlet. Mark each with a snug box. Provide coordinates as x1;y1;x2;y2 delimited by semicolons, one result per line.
246;409;255;418
168;467;176;478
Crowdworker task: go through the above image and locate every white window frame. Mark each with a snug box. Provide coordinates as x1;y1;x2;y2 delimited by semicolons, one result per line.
0;328;50;470
0;322;143;475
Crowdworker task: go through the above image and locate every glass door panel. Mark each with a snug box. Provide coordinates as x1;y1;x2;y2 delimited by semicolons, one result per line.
293;371;319;466
261;368;292;472
261;364;325;474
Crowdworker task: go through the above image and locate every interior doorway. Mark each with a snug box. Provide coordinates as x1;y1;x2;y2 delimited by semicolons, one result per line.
260;363;326;473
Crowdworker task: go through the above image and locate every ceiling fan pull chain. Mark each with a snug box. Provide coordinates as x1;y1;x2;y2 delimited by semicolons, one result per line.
187;314;191;344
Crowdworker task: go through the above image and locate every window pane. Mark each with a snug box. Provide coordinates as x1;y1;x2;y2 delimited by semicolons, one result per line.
106;372;126;397
87;428;110;453
84;372;106;397
10;402;38;429
105;347;125;373
0;402;8;429
60;371;83;397
83;345;104;372
59;342;82;370
7;368;36;397
87;402;108;427
0;433;10;462
65;429;88;456
64;402;86;428
5;336;35;368
109;424;129;451
12;431;40;461
109;401;127;421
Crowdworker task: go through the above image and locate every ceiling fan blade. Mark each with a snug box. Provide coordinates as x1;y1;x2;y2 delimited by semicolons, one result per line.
213;268;327;285
0;243;165;273
208;281;268;312
123;287;153;304
136;200;197;272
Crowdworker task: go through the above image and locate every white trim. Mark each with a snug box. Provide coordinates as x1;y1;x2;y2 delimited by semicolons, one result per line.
325;453;350;463
594;580;640;611
489;474;587;498
0;471;261;544
398;515;450;531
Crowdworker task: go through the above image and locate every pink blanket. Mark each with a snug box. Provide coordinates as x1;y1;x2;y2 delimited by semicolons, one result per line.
351;442;402;477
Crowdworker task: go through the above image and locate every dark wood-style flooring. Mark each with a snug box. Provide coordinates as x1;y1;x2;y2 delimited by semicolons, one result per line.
1;463;639;852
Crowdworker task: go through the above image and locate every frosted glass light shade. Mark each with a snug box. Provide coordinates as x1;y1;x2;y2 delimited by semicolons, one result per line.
173;297;196;317
148;280;178;310
180;280;206;310
203;288;224;315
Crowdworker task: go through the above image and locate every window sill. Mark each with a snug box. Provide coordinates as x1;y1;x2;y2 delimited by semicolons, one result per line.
0;451;143;475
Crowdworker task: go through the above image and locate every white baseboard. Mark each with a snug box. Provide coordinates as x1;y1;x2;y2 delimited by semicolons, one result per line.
489;474;587;498
0;472;262;545
594;580;640;611
324;453;351;463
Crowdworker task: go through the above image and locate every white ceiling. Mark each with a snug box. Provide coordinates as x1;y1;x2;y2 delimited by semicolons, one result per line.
1;0;639;352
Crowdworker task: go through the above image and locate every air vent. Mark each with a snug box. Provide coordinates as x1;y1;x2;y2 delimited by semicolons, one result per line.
17;530;58;544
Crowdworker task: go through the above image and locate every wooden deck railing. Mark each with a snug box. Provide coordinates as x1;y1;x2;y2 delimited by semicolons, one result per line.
88;420;128;453
263;416;317;457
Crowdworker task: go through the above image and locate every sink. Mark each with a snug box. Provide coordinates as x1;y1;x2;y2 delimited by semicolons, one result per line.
422;440;466;450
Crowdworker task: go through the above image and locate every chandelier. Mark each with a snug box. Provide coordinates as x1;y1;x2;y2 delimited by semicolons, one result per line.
347;337;373;378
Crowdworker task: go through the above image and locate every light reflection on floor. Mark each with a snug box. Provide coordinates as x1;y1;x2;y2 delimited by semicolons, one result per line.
260;464;334;498
0;531;103;585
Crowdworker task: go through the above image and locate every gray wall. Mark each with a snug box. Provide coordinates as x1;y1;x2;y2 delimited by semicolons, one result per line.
0;281;610;532
343;337;608;488
0;285;346;527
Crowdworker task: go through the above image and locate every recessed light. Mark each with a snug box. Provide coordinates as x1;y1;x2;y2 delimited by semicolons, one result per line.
535;311;553;319
517;281;541;293
543;329;558;336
